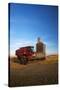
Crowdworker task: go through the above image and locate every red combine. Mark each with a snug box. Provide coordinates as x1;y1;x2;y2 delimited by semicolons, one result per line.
15;46;45;64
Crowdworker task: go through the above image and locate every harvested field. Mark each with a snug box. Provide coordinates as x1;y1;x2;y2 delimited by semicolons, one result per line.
9;55;58;87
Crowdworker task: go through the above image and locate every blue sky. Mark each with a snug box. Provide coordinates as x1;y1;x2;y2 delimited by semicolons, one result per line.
9;3;58;56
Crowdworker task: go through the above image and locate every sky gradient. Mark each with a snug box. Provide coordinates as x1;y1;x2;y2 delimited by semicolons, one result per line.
9;3;58;56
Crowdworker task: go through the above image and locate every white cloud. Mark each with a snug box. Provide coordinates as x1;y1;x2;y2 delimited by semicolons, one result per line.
10;40;35;56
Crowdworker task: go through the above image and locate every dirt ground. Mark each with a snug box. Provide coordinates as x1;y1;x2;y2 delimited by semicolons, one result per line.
9;55;58;87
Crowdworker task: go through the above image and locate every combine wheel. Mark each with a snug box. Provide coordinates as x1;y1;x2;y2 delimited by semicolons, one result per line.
20;56;28;65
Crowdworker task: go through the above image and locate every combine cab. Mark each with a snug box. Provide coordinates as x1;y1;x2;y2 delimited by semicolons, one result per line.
15;46;45;64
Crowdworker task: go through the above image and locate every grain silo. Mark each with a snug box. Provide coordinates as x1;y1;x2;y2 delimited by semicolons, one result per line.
36;37;46;56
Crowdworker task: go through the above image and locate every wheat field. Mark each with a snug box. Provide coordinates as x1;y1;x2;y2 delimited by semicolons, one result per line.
9;55;58;87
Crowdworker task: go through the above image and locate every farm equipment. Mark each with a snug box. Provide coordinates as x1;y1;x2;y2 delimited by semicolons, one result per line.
15;38;46;64
15;45;45;64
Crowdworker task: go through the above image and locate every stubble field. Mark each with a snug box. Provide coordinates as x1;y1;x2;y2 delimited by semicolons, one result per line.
9;55;58;87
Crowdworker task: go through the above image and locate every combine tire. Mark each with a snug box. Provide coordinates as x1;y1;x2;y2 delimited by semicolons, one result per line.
20;56;28;65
